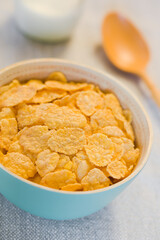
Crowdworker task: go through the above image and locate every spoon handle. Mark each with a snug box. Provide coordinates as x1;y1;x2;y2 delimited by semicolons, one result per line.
140;72;160;107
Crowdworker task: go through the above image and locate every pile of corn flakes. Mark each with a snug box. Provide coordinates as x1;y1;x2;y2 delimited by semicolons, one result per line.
0;72;140;191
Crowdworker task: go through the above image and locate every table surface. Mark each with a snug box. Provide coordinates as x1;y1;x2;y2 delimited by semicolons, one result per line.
0;0;160;239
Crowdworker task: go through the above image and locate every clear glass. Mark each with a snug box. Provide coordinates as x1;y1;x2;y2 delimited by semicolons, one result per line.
14;0;84;42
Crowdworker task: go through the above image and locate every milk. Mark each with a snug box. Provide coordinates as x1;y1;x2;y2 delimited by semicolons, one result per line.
14;0;83;42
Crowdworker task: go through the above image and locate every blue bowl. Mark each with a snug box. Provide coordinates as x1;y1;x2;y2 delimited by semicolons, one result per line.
0;59;152;220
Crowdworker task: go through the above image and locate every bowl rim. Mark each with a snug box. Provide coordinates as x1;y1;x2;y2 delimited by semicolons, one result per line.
0;58;153;195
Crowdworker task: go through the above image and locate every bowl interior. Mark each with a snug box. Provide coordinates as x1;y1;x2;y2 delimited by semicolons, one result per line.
0;59;152;185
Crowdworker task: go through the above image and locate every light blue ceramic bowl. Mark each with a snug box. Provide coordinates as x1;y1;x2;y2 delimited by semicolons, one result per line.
0;59;152;220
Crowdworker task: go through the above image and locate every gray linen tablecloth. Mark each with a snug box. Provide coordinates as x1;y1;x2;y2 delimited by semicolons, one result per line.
0;0;160;239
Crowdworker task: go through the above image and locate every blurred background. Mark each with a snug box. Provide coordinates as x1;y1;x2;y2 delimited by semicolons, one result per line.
0;0;159;239
1;0;160;91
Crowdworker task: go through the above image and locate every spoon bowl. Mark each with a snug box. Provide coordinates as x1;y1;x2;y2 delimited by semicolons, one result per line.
102;12;160;106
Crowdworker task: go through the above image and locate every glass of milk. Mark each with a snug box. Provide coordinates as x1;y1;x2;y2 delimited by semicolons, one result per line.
14;0;84;42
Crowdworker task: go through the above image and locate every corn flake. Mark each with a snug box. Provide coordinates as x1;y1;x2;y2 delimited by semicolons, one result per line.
123;148;140;167
47;71;67;82
8;140;23;153
91;109;117;129
0;150;4;163
17;103;58;129
0;85;36;107
36;149;59;177
29;89;66;103
111;137;124;161
0;136;11;151
107;160;128;179
99;126;125;137
115;113;135;141
0;118;18;140
85;133;114;167
45;80;88;92
29;173;42;184
72;156;90;181
2;152;36;179
26;79;45;91
0;80;20;95
17;104;43;129
41;169;76;189
54;92;79;108
123;109;132;123
56;154;70;169
43;106;87;129
0;107;15;120
18;126;50;155
104;93;123;114
48;128;86;155
61;183;82;191
122;137;134;153
76;90;104;116
81;168;111;191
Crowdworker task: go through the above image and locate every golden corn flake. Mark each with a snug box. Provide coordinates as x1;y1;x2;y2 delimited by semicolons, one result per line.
0;107;15;120
43;106;87;129
0;79;20;95
45;80;88;92
99;126;124;138
82;83;95;91
8;138;37;164
104;93;123;114
84;123;92;136
2;152;36;179
0;85;36;107
115;113;134;141
72;156;90;181
17;103;58;129
123;120;134;141
47;71;67;82
81;168;111;191
85;133;114;167
111;137;124;161
36;149;59;177
122;137;134;153
91;109;117;129
123;148;140;167
61;183;82;191
54;92;79;108
56;154;70;169
107;160;128;179
95;85;105;97
48;128;86;155
18;126;50;155
0;118;18;140
0;136;11;151
8;140;23;153
0;150;4;163
29;173;42;184
123;109;132;123
29;89;66;103
76;150;89;161
26;79;45;91
63;160;73;170
76;90;104;116
17;104;43;129
0;74;140;191
41;169;76;189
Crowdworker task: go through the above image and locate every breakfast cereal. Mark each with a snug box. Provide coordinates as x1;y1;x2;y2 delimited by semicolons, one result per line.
0;71;140;191
48;128;86;155
41;169;77;189
76;90;104;116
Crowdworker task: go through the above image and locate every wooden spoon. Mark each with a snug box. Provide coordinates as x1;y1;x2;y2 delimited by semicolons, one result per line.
102;12;160;106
